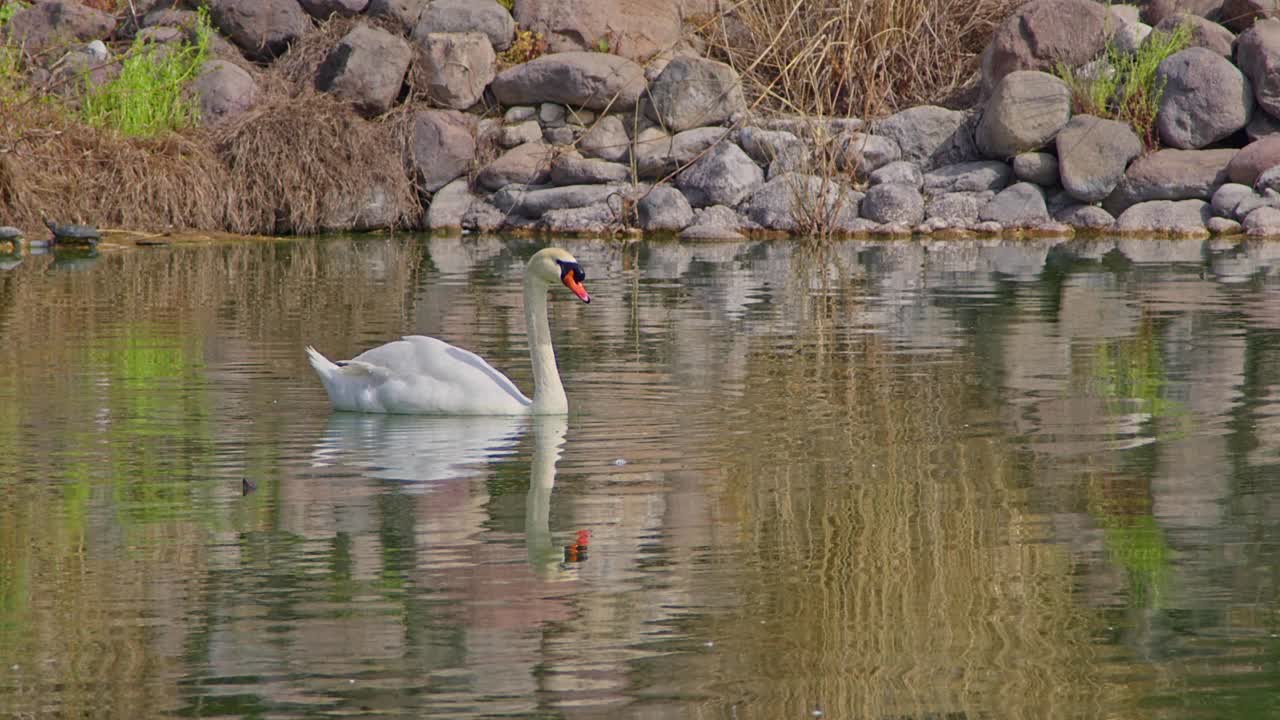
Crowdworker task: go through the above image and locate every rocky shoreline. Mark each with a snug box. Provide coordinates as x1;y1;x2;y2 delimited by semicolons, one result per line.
8;0;1280;242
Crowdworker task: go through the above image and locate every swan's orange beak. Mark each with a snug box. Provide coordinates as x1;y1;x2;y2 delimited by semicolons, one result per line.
562;267;590;303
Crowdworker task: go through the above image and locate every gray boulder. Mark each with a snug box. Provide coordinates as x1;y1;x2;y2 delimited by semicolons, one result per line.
869;161;924;188
513;0;684;61
540;203;619;235
298;0;368;19
493;184;622;218
860;183;925;225
636;127;730;179
1141;0;1223;24
1247;110;1280;140
476;142;555;191
1227;135;1280;184
1208;216;1243;234
1110;4;1142;25
926;191;994;225
2;0;115;52
1104;148;1237;214
406;109;477;193
637;186;695;231
1056;114;1143;202
923;161;1013;195
835;133;902;175
645;57;746;132
736;127;806;166
1255;164;1280;192
1156;47;1253;149
320;182;399;232
316;24;413;117
680;224;746;241
368;0;429;30
1055;204;1116;229
981;0;1112;94
580;116;632;163
499;120;543;148
871;105;980;169
1236;18;1280;118
412;32;495;110
1152;14;1236;58
1221;0;1274;32
550;152;632;185
740;173;861;231
978;182;1050;226
976;71;1073;159
1114;199;1213;235
1012;152;1059;186
1244;205;1280;235
491;52;647;111
209;0;312;62
1113;22;1153;54
192;60;258;126
426;178;476;230
676;142;764;207
1212;183;1259;217
413;0;515;51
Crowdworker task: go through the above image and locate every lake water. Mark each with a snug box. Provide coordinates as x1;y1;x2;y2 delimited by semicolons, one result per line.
1;235;1279;719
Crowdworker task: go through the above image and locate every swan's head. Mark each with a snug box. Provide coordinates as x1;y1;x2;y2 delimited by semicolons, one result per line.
529;247;590;303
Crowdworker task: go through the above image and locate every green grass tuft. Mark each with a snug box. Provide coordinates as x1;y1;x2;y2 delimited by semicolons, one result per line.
1056;21;1192;150
0;1;28;28
80;8;213;137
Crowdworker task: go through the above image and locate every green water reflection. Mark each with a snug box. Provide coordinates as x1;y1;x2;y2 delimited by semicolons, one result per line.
0;236;1278;719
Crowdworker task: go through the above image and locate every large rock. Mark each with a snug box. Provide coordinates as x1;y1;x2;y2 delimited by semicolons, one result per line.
491;52;646;111
426;178;477;229
675;142;764;207
976;71;1072;159
871;105;980;170
1220;0;1276;32
550;152;632;184
923;161;1013;195
499;120;542;148
1247;110;1280;140
1243;204;1280;234
736;127;806;166
1237;18;1280;118
405;109;476;193
1212;182;1259;217
926;191;995;225
1012;153;1059;186
981;0;1113;94
860;183;925;225
835;133;902;176
414;0;515;51
637;186;694;231
320;182;399;232
315;24;413;117
1141;0;1229;24
2;0;115;51
1155;47;1253;149
210;0;312;62
1114;199;1213;235
476;142;554;191
579;116;632;163
1055;203;1116;229
492;184;622;217
1104;148;1237;213
512;0;684;61
869;161;924;188
412;32;495;110
192;60;258;125
367;0;429;30
540;203;620;235
740;173;860;231
644;57;745;132
978;182;1050;225
635;127;729;179
1152;13;1237;57
1056;114;1143;202
1227;135;1280;183
297;0;368;19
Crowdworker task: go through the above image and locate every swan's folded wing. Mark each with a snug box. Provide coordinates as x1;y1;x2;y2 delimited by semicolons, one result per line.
350;335;531;406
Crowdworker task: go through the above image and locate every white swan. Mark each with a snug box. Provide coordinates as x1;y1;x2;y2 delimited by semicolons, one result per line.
305;247;591;415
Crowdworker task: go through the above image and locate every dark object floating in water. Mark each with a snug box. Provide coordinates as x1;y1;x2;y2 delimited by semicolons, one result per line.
43;217;101;245
136;239;170;247
241;477;257;496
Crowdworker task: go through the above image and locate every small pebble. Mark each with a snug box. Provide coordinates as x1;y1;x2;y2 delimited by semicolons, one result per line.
613;458;627;466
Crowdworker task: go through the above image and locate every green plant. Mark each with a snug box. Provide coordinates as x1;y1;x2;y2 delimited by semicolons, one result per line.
1056;21;1192;150
495;0;513;9
497;28;548;67
80;7;213;137
0;1;28;28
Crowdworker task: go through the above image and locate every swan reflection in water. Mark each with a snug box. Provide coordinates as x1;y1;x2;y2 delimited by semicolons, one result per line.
309;413;582;578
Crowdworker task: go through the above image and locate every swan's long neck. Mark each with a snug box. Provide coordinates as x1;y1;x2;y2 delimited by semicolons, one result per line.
524;276;567;414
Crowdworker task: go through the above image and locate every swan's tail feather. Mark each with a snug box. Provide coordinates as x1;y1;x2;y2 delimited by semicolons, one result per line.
305;345;337;376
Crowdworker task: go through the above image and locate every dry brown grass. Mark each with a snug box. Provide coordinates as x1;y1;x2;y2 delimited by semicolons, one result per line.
213;91;420;235
697;0;1025;119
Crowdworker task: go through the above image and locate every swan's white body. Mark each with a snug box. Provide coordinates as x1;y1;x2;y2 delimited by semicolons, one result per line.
306;247;589;416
